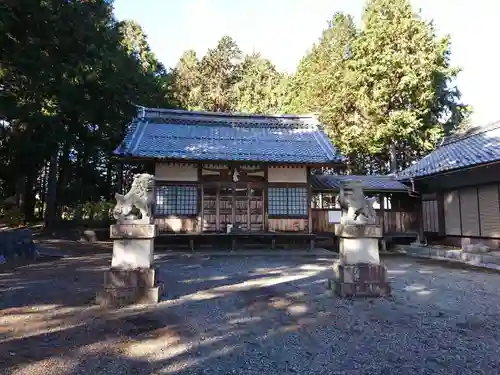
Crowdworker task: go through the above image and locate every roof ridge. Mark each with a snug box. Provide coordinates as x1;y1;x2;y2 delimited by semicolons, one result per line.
144;117;318;129
441;120;500;147
138;106;320;122
321;174;399;180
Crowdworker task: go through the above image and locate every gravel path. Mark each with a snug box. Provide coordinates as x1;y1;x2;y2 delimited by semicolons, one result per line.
2;255;500;374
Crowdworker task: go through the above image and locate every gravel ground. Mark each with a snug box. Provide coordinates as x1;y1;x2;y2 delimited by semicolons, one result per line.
2;254;500;374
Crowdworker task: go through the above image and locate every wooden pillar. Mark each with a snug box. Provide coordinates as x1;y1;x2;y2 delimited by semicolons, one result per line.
247;182;251;232
216;183;220;232
437;191;446;236
231;180;236;228
264;167;269;232
197;164;203;233
380;193;386;234
307;167;312;233
307;167;314;250
199;184;204;233
418;197;425;242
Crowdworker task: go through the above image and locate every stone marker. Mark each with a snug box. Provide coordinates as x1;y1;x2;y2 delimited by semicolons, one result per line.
327;179;391;297
96;173;163;307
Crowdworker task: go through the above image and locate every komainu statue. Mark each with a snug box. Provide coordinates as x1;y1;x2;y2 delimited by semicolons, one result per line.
113;173;155;222
336;179;377;225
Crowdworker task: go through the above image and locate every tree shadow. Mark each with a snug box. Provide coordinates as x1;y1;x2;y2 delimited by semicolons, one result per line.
3;256;500;374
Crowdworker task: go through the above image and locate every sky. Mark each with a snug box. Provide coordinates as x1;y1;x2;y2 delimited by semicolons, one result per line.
113;0;500;125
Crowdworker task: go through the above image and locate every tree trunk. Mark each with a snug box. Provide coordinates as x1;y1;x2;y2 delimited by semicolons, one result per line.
39;161;48;220
44;148;59;231
23;169;37;222
389;142;398;173
56;141;71;218
117;161;124;195
15;174;25;209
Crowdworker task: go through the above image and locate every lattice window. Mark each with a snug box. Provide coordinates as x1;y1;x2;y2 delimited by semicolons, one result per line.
155;185;198;216
268;187;308;217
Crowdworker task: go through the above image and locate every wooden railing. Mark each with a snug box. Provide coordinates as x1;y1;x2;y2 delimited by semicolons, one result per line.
311;209;419;234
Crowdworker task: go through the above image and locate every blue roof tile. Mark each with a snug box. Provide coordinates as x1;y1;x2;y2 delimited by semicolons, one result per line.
398;121;500;180
312;174;409;192
114;107;344;164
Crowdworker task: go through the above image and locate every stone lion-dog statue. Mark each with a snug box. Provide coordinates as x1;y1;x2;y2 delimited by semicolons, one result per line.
113;173;155;222
336;179;377;225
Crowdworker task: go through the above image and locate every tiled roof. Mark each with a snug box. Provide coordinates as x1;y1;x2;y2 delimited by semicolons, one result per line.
114;107;344;165
399;121;500;179
311;174;409;192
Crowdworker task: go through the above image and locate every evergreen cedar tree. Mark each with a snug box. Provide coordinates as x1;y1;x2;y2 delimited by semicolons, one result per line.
1;0;468;224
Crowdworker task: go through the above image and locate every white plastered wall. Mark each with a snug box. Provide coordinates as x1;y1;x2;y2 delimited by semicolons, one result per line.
155;163;198;181
267;166;307;183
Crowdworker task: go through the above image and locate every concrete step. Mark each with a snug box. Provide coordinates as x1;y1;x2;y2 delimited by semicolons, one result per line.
399;245;500;271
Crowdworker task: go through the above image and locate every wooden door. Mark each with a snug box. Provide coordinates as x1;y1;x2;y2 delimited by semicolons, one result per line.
202;183;264;232
202;184;217;232
249;185;264;231
219;185;233;231
234;185;249;230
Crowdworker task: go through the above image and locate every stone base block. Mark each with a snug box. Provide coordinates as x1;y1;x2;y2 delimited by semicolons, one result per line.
328;262;391;297
104;268;157;288
96;285;162;307
111;238;154;270
334;224;382;238
96;268;163;307
339;237;381;264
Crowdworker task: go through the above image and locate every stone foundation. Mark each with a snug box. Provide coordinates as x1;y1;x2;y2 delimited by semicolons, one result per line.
97;223;162;307
328;262;391;297
96;268;162;307
335;224;382;265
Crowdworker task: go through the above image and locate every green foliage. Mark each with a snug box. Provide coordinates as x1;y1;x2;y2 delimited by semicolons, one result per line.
73;201;115;221
0;0;172;226
171;50;203;110
170;37;287;114
287;0;469;173
198;36;243;112
0;0;470;224
232;53;287;114
0;207;24;227
289;12;358;115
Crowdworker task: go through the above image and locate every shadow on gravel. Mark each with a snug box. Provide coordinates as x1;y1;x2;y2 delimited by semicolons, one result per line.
0;255;109;310
0;256;334;374
2;256;500;374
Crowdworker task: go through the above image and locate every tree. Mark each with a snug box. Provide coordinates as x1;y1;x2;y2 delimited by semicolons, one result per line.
170;50;202;110
232;53;286;114
198;36;242;112
332;0;468;172
289;12;357;115
0;0;171;226
288;1;469;174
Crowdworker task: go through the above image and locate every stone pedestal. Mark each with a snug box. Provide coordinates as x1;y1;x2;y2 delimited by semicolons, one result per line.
96;223;162;307
328;224;391;297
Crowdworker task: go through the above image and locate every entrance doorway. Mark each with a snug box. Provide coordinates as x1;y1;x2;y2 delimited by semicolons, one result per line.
202;183;264;232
